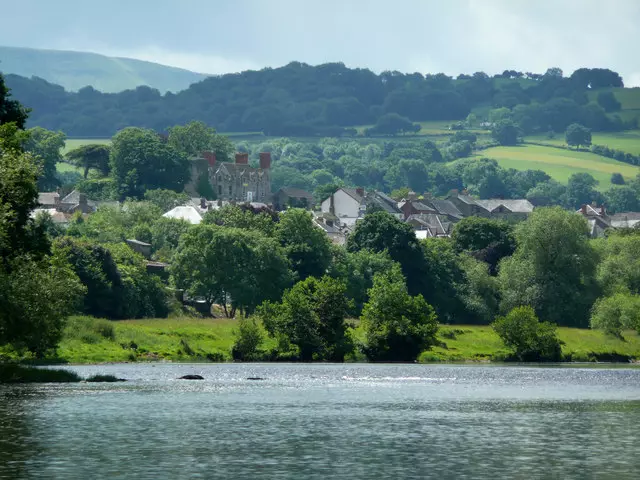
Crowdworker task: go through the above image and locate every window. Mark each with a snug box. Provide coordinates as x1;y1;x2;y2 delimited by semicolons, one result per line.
218;185;222;195
228;185;232;196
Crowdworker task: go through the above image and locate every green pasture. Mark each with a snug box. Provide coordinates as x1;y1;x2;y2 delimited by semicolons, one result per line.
588;87;640;110
527;130;640;156
473;144;640;188
63;138;111;154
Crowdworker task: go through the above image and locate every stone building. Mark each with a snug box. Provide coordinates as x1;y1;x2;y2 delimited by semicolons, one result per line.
186;152;272;203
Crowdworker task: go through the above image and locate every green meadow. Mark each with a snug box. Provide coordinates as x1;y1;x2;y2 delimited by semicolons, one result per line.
527;130;640;156
474;144;640;188
8;316;636;365
62;138;111;154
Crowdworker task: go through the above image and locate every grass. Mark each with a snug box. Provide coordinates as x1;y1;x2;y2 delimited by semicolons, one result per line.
587;87;640;111
6;315;633;365
63;138;111;154
471;144;640;188
0;364;82;383
526;130;640;156
422;326;640;363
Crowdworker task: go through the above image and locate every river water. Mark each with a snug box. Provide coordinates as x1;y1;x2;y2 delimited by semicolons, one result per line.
1;364;639;479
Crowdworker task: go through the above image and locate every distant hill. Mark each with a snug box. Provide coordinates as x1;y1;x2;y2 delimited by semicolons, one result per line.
0;46;208;93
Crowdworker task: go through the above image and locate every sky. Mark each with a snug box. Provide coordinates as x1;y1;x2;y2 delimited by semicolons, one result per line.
1;0;640;85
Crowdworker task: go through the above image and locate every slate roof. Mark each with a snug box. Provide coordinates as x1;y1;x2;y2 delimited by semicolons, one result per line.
38;192;60;206
277;187;314;200
609;212;640;228
341;188;364;202
427;199;463;219
475;199;534;213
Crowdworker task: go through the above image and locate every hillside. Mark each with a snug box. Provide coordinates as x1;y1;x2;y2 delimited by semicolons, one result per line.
4;63;638;137
0;46;208;93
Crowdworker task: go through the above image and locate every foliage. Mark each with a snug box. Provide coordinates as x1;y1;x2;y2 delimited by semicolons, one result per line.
491;119;521;146
596;233;640;296
65;143;110;178
0;73;28;128
231;317;266;361
360;268;438;362
203;204;277;236
109;127;189;199
566;173;601;209
276;209;332;280
610;172;625;185
143;188;190;213
451;216;516;274
260;276;352;361
498;207;599;327
365;113;421;136
604;185;640;214
565;123;592;149
492;306;562;361
24;126;66;190
167;120;235;162
0;365;82;383
171;225;292;316
590;293;640;337
596;91;621;112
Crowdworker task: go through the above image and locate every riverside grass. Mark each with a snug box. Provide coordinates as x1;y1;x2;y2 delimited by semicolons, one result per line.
18;315;640;364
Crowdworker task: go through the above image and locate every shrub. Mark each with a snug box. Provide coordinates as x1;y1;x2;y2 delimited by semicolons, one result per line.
590;293;640;337
492;306;562;361
360;269;438;362
232;317;265;361
611;173;625;185
0;365;81;383
65;316;116;344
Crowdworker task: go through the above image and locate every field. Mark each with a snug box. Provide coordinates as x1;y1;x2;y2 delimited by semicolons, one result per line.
473;144;640;188
527;130;640;155
17;316;639;365
63;138;111;154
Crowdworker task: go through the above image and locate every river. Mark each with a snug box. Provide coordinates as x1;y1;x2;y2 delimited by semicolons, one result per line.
1;364;639;479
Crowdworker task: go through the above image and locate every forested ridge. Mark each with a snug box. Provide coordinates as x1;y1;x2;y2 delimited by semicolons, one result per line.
3;63;632;137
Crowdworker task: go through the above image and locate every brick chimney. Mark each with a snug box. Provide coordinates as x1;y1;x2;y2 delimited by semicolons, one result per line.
200;197;207;209
202;151;216;167
600;205;606;216
235;153;249;165
259;152;271;169
356;187;365;198
580;204;587;214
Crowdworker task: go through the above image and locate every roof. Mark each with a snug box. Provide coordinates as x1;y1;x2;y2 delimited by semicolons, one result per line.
30;208;71;224
609;212;640;222
162;206;203;224
406;214;451;236
577;205;605;217
454;193;478;205
427;199;463;219
277;187;314;200
340;188;364;202
60;190;84;204
215;162;265;176
38;192;60;206
125;239;151;247
411;201;437;212
475;199;534;214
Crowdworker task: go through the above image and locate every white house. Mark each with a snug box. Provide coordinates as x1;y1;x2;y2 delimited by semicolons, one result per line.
321;188;365;226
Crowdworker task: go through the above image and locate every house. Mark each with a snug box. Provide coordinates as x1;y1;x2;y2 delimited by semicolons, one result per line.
609;212;640;229
405;214;453;237
425;198;464;222
57;190;95;214
125;239;152;259
314;212;350;245
447;192;534;220
576;204;610;238
38;192;60;208
399;199;438;220
320;188;365;226
186;151;272;204
162;205;203;225
273;187;314;211
365;191;403;220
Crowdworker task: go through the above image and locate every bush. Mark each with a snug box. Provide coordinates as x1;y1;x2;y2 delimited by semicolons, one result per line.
65;316;116;344
590;293;640;337
360;269;438;362
232;317;265;361
492;306;562;361
611;173;625;185
0;365;81;383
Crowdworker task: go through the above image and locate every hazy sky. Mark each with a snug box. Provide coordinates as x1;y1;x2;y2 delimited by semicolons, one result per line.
2;0;639;85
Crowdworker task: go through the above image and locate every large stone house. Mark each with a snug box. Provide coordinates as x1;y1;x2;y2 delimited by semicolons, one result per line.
320;188;403;226
187;152;272;203
447;192;534;221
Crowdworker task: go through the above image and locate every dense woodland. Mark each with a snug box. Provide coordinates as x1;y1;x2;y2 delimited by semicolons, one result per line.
4;64;632;137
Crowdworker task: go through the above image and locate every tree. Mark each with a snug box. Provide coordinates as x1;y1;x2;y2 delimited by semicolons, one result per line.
365;113;421;136
566;172;601;209
597;92;621;112
491;119;521;146
347;211;428;297
172;225;292;317
596;234;640;297
167;120;235;162
203;204;277;236
360;268;438;362
0;72;28;128
451;217;516;275
498;207;598;327
590;293;640;337
492;306;562;361
565;123;592;149
143;188;190;213
604;186;640;214
231;317;266;361
110;127;189;199
24;127;66;190
65;144;111;178
610;172;625;185
276;209;332;280
260;276;353;362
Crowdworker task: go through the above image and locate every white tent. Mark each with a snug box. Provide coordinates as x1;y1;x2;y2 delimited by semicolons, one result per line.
162;206;203;225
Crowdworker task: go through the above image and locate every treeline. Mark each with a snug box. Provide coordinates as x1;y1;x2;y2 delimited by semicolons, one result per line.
3;63;630;137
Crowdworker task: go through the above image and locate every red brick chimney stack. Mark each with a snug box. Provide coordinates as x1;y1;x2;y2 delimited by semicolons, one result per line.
356;187;365;198
259;152;271;169
202;151;216;167
581;205;587;214
235;153;249;164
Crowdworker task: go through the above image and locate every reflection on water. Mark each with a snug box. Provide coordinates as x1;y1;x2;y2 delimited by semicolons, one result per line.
1;364;639;479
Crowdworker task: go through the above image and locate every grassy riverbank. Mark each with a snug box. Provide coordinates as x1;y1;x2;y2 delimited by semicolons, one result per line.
4;316;637;365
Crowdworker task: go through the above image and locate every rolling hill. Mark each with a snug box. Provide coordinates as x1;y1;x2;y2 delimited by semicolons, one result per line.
0;46;208;93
